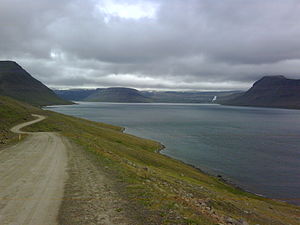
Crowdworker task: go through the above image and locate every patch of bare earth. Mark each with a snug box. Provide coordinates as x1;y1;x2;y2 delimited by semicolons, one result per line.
58;140;144;225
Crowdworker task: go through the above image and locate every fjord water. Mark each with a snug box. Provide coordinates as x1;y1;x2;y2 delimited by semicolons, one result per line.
47;102;300;204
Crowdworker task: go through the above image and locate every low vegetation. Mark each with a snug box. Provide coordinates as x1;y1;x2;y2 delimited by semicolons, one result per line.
0;96;39;146
1;95;300;224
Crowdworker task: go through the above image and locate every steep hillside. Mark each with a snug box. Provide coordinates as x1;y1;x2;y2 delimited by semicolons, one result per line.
85;87;152;103
0;61;71;106
223;75;300;109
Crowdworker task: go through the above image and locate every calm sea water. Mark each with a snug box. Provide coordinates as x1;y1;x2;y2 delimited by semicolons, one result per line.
46;102;300;204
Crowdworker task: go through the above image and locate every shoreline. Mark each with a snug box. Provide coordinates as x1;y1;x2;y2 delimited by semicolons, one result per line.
122;127;265;198
46;107;298;206
156;144;256;193
155;142;300;206
121;127;295;205
34;107;300;223
3;96;300;224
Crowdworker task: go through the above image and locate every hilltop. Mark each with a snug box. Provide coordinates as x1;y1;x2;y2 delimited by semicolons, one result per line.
0;61;71;106
223;75;300;109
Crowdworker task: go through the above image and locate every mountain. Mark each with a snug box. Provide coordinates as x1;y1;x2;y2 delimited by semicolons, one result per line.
223;75;300;109
55;87;241;103
84;87;152;103
0;61;71;106
54;89;98;101
142;91;241;103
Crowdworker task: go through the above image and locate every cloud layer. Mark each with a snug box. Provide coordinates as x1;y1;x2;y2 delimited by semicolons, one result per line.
1;0;300;90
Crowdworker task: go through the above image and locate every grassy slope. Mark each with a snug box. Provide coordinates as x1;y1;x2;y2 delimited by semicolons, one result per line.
1;95;300;224
26;113;300;224
0;95;40;146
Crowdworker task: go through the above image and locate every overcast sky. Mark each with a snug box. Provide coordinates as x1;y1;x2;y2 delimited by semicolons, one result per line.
1;0;300;91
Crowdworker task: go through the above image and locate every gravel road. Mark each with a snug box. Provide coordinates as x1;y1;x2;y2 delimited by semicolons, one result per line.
0;114;67;225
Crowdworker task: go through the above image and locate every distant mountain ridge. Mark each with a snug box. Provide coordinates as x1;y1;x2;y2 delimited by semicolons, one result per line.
141;90;240;103
85;87;152;103
223;75;300;109
55;88;241;103
54;89;98;101
0;61;71;106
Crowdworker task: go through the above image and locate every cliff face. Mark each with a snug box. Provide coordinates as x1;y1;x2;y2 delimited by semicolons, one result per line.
0;61;71;106
223;75;300;109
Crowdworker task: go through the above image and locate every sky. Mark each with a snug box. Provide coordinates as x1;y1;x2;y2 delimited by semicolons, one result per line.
1;0;300;91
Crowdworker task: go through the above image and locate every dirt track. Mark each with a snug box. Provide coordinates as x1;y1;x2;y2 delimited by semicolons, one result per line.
0;114;67;225
58;139;137;225
0;114;137;225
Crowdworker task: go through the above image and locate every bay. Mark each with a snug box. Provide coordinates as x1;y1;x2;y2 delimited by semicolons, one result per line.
46;102;300;204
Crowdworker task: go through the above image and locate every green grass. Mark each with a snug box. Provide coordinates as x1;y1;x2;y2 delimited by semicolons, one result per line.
0;95;40;146
1;95;300;224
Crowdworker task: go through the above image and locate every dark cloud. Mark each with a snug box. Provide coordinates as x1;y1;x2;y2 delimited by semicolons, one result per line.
1;0;300;90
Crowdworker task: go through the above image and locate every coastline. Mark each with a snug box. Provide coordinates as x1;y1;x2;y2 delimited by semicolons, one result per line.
156;142;267;198
61;113;297;206
121;127;272;202
27;108;300;224
120;126;299;206
45;106;299;207
155;141;300;206
3;94;300;224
